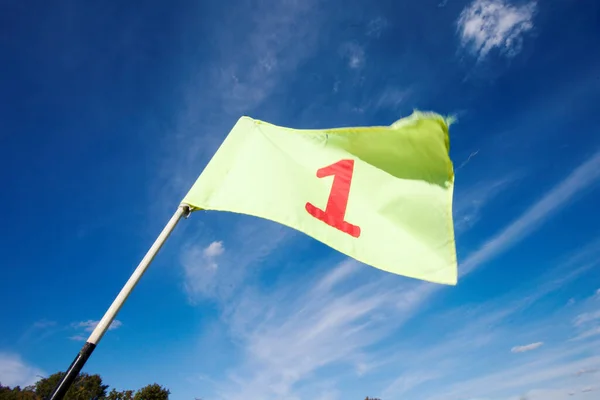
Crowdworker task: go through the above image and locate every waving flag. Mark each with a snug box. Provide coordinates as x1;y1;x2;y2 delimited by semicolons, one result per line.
182;112;457;284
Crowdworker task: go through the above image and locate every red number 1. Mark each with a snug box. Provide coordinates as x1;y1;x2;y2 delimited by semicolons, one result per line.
305;159;361;238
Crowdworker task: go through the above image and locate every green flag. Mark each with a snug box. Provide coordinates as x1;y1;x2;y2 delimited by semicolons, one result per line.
182;112;457;285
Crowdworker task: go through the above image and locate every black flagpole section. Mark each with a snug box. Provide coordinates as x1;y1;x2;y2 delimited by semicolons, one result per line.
47;342;95;400
47;205;190;400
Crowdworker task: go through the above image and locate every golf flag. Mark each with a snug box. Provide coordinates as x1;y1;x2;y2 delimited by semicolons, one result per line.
182;112;457;285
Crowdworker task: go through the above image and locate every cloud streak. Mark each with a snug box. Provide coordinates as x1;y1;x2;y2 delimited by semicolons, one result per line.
461;150;600;276
453;175;515;234
371;237;600;399
511;342;543;353
211;261;434;400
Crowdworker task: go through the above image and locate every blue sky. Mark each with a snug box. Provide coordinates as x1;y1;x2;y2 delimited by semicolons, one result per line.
1;0;600;399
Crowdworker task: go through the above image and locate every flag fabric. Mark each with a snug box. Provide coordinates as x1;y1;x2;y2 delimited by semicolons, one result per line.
182;112;457;285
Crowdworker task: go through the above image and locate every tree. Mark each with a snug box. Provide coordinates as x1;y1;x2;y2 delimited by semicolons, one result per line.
107;389;134;400
0;375;169;400
34;373;108;400
133;384;169;400
0;384;38;400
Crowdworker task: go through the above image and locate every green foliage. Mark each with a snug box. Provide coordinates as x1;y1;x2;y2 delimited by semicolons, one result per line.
133;384;170;400
33;372;108;400
107;389;134;400
0;375;169;400
0;383;38;400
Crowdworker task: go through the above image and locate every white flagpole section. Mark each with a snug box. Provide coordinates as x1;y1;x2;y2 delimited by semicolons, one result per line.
88;204;190;345
49;204;191;400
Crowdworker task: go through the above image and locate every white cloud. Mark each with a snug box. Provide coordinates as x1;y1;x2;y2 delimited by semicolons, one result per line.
203;241;225;258
511;342;543;353
457;0;537;59
71;319;122;335
461;150;600;276
0;353;45;388
182;241;225;300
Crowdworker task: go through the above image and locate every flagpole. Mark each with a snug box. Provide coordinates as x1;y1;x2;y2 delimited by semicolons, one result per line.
48;204;192;400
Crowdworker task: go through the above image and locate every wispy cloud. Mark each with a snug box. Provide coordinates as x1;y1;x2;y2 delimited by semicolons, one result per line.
366;17;388;38
427;347;600;400
18;319;61;345
511;342;543;353
340;42;365;70
181;218;293;303
457;0;537;59
0;353;45;388
68;335;88;342
32;319;56;329
513;385;600;400
212;0;324;114
373;87;411;111
571;327;600;341
182;241;225;301
314;259;361;293
72;319;122;333
382;371;441;399
376;239;600;399
69;319;122;340
577;368;598;376
210;260;433;400
461;150;600;276
456;149;480;170
453;175;515;234
574;311;600;327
